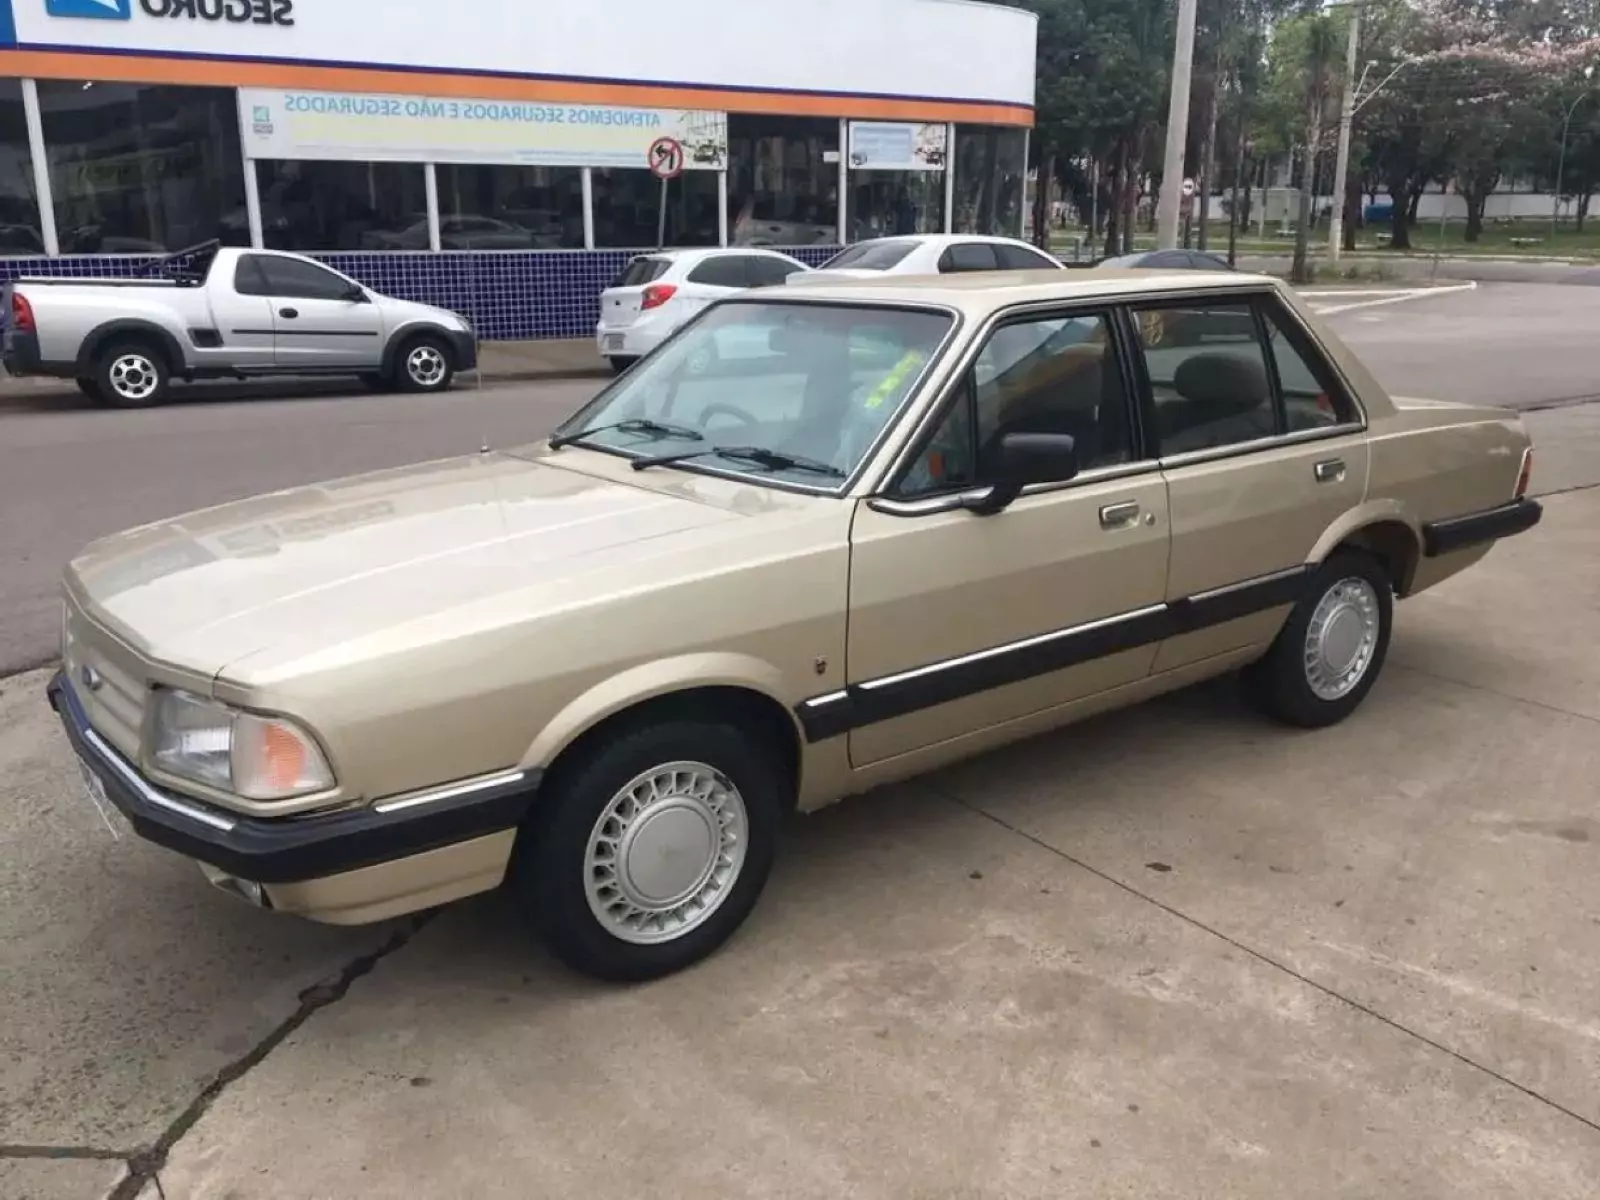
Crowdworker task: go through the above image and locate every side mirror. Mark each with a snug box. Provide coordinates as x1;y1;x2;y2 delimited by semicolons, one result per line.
345;285;369;303
965;431;1080;516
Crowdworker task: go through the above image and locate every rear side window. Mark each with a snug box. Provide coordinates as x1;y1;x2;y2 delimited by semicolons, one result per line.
995;243;1059;270
939;242;1000;273
686;256;753;287
1128;300;1278;456
821;240;917;270
615;257;671;287
748;256;804;287
234;256;270;296
1261;302;1359;429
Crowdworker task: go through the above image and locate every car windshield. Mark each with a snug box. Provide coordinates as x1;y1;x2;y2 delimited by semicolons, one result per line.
549;300;954;488
820;240;918;271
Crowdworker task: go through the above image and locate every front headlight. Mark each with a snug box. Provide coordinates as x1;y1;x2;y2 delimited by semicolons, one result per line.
150;690;335;801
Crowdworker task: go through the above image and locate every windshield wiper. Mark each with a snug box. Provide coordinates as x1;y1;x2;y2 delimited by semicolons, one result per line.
549;418;704;450
630;444;846;479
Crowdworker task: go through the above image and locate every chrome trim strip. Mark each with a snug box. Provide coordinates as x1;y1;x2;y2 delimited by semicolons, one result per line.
856;603;1169;692
80;724;238;833
868;460;1162;517
1188;565;1308;603
372;769;531;815
1156;423;1363;470
799;689;850;709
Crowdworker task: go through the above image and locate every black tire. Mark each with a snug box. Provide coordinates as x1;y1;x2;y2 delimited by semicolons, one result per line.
607;355;637;375
94;340;170;408
1245;550;1393;729
394;335;455;393
75;377;105;404
516;719;784;982
359;371;390;392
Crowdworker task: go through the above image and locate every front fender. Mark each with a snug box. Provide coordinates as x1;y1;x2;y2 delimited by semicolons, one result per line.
519;652;799;769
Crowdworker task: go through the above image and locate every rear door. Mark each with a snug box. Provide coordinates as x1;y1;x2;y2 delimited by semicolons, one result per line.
1127;291;1370;673
246;254;383;370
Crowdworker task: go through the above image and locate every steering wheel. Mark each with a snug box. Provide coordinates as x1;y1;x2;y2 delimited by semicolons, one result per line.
697;402;761;430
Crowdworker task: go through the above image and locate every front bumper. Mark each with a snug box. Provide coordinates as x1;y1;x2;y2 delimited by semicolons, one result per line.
47;672;537;885
1421;497;1543;557
447;328;479;372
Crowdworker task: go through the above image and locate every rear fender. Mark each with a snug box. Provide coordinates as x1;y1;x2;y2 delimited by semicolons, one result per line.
77;319;188;377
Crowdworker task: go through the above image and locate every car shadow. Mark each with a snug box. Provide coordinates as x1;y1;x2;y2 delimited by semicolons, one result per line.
0;375;453;414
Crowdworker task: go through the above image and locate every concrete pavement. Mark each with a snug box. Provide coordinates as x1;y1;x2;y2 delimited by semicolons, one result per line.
2;486;1595;1198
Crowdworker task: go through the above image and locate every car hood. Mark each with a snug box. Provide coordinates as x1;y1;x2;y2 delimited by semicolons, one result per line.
64;452;750;681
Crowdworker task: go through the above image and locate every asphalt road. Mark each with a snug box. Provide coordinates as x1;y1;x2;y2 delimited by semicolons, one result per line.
1;280;1597;675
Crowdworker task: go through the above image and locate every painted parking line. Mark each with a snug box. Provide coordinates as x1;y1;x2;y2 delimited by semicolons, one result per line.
1304;281;1478;316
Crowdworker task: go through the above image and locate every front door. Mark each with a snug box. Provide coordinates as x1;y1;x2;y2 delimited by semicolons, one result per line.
843;308;1172;767
1122;292;1371;672
242;253;384;370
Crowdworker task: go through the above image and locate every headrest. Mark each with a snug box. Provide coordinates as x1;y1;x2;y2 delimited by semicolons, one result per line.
1172;351;1271;416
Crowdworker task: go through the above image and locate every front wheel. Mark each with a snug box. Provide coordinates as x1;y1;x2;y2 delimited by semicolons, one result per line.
75;377;105;404
1245;550;1393;728
396;336;454;393
515;720;784;982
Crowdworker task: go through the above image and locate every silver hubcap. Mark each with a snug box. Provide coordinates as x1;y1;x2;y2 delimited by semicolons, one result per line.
407;345;446;387
109;354;159;401
584;760;747;945
1304;576;1381;701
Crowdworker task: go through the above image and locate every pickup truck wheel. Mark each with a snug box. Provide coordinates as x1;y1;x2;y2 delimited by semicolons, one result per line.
75;377;106;404
96;342;169;408
397;336;454;393
517;720;782;982
1245;551;1393;729
359;372;389;392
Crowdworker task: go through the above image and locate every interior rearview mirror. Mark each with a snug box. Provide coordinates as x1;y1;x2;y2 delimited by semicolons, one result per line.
965;431;1080;516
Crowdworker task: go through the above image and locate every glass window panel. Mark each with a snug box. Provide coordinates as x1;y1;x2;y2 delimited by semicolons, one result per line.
848;170;944;239
1130;302;1279;455
256;159;428;252
39;81;247;255
0;80;43;256
952;125;1026;237
726;115;839;247
591;168;718;248
434;163;584;249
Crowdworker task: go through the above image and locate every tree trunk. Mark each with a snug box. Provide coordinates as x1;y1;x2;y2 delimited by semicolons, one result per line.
1342;173;1361;253
1578;190;1592;232
1104;152;1122;255
1196;61;1222;251
1387;181;1414;250
1032;148;1054;250
1119;139;1137;254
1463;190;1487;243
1406;188;1422;227
1292;90;1323;284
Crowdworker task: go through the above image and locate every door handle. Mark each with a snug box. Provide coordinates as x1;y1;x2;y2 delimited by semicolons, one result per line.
1313;458;1346;484
279;307;299;319
1098;500;1142;529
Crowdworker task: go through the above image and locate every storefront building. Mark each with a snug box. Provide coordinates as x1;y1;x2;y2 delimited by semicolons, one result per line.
0;0;1035;340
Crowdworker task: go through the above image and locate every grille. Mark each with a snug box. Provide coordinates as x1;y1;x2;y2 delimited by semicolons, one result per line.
62;599;147;762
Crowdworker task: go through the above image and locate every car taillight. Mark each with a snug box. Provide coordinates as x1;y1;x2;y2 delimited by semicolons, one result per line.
1515;447;1533;498
640;284;677;311
10;290;34;333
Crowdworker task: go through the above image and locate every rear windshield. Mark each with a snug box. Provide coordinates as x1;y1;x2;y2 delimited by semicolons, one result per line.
614;257;672;287
820;240;917;271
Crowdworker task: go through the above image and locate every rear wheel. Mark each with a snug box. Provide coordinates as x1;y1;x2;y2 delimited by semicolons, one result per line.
396;336;454;393
607;355;637;375
359;372;389;392
75;377;105;404
1245;550;1393;728
514;719;783;982
95;341;170;408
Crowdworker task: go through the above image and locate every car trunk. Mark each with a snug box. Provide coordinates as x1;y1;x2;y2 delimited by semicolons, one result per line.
599;256;672;328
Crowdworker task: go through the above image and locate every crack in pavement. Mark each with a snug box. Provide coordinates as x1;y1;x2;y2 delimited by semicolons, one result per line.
95;913;434;1200
935;787;1600;1138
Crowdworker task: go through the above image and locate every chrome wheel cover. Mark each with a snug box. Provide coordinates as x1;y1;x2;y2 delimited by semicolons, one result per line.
406;344;447;387
1303;576;1381;701
584;760;748;945
109;353;159;402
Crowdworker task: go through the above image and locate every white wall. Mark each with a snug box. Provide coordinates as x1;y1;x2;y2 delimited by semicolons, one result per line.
14;0;1038;109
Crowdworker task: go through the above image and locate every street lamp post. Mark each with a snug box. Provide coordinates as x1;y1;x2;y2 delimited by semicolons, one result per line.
1553;66;1596;243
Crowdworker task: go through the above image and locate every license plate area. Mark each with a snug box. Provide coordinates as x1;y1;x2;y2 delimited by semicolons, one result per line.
76;756;127;840
603;334;624;350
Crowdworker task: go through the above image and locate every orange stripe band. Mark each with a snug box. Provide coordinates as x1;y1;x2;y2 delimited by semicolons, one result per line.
0;48;1035;127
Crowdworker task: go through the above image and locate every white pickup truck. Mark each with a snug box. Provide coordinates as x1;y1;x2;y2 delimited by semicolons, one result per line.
2;241;477;407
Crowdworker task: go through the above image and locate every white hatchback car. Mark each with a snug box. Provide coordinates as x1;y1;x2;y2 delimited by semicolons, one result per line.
791;234;1064;284
595;247;810;372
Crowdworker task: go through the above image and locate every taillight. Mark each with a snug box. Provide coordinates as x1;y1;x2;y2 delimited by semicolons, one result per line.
1515;447;1533;498
640;284;677;311
10;289;34;333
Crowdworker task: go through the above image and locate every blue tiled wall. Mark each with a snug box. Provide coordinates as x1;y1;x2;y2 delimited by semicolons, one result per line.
0;246;844;342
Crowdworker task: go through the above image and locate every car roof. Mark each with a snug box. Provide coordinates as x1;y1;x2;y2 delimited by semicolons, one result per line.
853;233;1042;249
742;268;1283;316
647;246;800;262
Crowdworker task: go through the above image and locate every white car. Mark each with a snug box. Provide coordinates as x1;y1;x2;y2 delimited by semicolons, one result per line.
791;234;1063;284
595;247;810;372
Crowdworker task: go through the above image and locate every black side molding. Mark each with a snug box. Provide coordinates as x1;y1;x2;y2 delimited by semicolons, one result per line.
1422;498;1542;557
